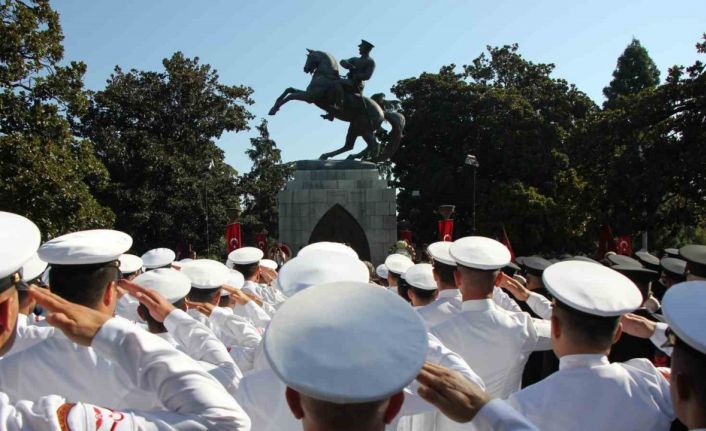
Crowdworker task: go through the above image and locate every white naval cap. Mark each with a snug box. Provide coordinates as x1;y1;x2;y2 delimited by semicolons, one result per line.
543;261;642;316
427;241;456;267
375;264;388;279
449;236;510;270
298;241;358;259
0;212;40;286
178;258;193;264
140;248;175;269
39;229;132;265
221;270;245;296
264;282;428;403
21;253;48;282
119;254;143;274
228;247;263;265
662;281;706;354
277;250;369;297
385;253;414;275
405;263;437;291
181;259;230;289
260;259;278;270
133;269;190;303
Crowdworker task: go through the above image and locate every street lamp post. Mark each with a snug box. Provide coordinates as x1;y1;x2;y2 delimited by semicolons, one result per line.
465;154;480;235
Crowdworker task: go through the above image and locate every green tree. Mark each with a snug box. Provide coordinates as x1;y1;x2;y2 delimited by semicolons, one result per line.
603;38;660;108
238;119;293;241
389;44;596;254
0;0;114;236
571;34;706;250
81;52;254;254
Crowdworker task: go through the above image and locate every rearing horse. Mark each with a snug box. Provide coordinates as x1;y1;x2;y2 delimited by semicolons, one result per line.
268;49;404;161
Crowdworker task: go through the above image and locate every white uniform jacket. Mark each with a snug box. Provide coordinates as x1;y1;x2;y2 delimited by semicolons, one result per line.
430;299;552;399
507;354;674;431
0;318;251;430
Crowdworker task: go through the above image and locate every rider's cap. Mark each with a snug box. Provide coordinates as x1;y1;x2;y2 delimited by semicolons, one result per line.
360;40;374;50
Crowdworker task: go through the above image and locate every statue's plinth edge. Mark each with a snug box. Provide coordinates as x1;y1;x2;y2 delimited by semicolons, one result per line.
292;159;377;171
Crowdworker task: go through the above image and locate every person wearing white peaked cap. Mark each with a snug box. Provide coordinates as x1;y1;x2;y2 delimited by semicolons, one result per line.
228;247;266;298
660;281;706;431
130;268;243;395
276;250;369;297
298;241;358;258
430;236;552;404
260;259;278;271
141;247;176;270
118;253;143;279
506;261;674;431
236;252;486;431
417;241;462;327
406;263;438;307
265;282;428;429
181;259;263;373
375;263;389;284
114;254;145;322
0;217;253;429
385;253;414;296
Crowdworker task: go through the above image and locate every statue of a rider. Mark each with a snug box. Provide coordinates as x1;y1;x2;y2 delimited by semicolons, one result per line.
322;39;376;121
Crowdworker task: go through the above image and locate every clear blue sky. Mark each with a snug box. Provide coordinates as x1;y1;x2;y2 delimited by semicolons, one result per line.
54;0;706;174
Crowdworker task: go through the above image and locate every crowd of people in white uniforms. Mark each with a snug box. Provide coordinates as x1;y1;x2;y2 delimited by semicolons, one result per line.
0;209;705;431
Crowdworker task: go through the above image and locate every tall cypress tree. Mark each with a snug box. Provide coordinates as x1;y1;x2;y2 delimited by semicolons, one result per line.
603;38;660;108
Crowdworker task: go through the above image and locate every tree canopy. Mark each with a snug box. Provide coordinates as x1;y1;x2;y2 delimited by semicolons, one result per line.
81;52;254;254
0;0;114;237
603;38;660;108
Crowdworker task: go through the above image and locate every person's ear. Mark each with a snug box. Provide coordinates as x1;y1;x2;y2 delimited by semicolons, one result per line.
551;314;561;339
104;281;116;307
453;269;462;287
612;322;623;345
210;289;221;306
383;392;405;424
285;387;304;419
674;371;692;403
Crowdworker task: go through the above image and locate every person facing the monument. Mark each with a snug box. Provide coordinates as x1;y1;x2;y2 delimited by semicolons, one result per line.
322;39;376;121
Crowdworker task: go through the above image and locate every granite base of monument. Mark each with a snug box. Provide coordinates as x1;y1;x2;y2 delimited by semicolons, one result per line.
278;160;397;265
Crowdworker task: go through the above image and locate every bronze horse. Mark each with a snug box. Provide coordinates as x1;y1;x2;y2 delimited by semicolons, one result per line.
268;49;404;161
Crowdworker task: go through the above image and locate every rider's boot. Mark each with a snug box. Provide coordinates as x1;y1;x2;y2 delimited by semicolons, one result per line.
321;112;335;121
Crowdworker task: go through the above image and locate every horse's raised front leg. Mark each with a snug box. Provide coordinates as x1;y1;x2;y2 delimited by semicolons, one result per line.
269;87;306;115
320;127;357;160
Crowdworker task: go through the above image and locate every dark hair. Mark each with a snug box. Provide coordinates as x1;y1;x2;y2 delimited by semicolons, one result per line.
139;298;186;332
49;263;119;307
553;300;620;350
397;278;411;302
432;261;455;285
234;263;259;279
218;295;231;307
187;287;220;303
410;286;436;299
673;337;706;402
388;272;401;284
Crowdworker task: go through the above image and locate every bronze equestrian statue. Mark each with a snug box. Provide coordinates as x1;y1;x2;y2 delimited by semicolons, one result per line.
268;40;405;162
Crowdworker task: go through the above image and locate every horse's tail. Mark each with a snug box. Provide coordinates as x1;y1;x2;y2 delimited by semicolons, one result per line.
378;111;405;161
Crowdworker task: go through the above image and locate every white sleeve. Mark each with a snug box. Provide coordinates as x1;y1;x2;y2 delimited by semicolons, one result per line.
650;322;672;357
90;318;251;431
163;309;243;393
234;302;271;328
522;316;553;352
493;287;522;313
525;291;553;320
209;307;262;348
425;333;485;389
471;399;539;431
5;321;55;357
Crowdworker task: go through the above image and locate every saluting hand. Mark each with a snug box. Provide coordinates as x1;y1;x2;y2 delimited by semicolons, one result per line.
416;362;490;423
185;299;215;317
497;272;530;302
28;286;109;346
620;313;657;339
119;279;175;322
221;284;251;306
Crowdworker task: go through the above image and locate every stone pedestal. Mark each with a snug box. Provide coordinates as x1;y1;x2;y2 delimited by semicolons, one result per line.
278;160;397;265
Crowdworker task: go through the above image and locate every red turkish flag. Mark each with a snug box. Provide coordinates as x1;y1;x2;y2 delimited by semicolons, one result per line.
225;223;241;253
255;232;268;258
438;220;454;242
500;226;516;262
597;225;617;259
399;229;413;244
616;235;633;256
